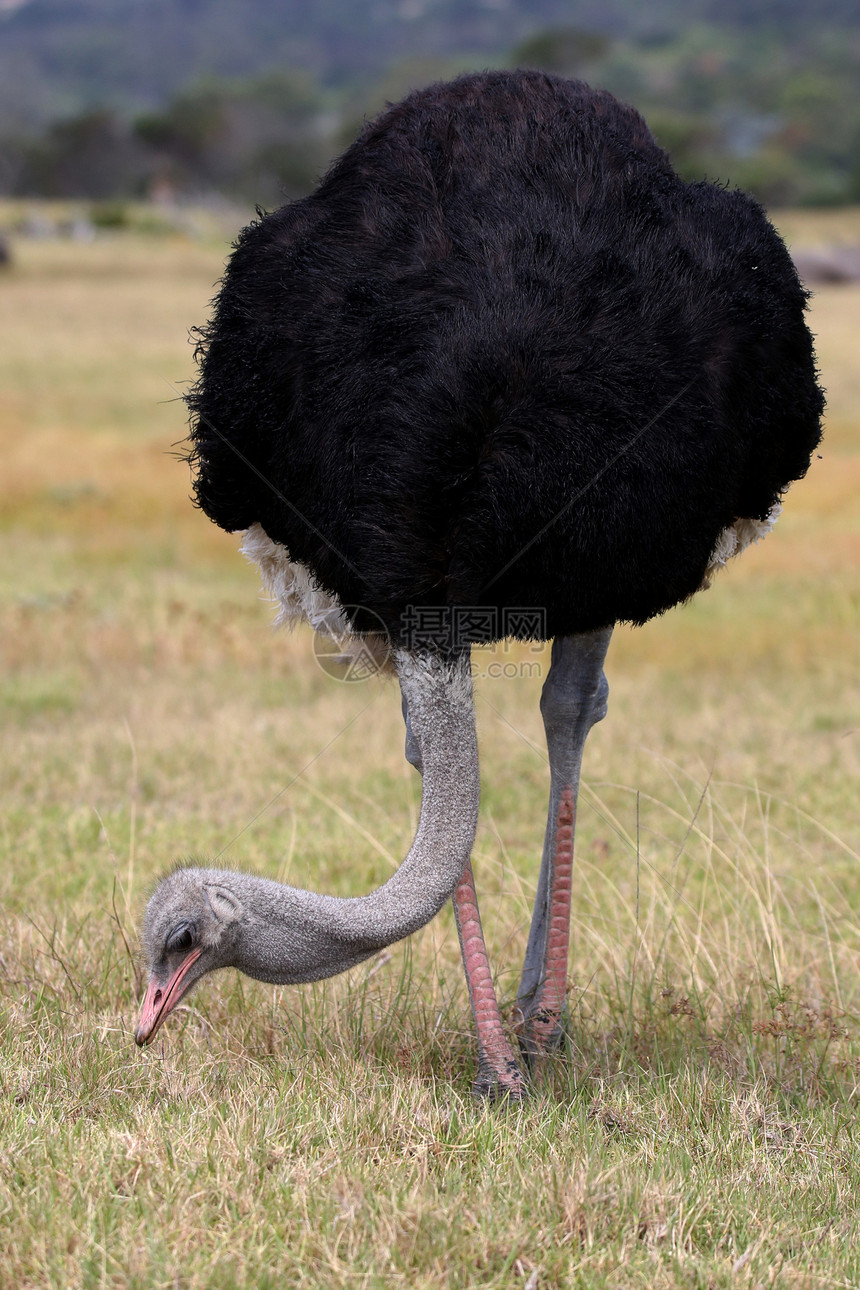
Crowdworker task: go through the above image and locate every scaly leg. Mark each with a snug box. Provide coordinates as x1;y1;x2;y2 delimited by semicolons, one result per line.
516;628;612;1064
451;860;527;1100
401;686;526;1101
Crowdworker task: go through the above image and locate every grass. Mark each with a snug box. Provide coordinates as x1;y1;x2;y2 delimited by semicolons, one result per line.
0;208;859;1288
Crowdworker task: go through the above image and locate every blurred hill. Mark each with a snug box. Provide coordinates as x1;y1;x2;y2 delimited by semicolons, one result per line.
1;0;859;206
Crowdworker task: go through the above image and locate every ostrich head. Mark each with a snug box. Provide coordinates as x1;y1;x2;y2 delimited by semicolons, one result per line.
133;652;482;1049
135;868;242;1045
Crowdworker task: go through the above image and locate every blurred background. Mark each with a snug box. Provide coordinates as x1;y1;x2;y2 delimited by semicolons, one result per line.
1;0;860;214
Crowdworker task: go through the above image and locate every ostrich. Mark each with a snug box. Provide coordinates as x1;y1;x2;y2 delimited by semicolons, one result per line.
135;71;823;1100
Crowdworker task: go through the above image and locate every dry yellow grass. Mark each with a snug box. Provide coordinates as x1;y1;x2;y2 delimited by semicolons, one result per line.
0;211;859;1288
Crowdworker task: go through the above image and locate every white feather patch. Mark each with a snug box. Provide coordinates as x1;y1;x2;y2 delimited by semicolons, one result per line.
701;501;782;589
239;522;350;638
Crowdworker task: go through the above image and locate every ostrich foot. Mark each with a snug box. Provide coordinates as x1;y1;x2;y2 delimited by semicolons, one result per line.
473;1056;528;1102
517;1006;567;1066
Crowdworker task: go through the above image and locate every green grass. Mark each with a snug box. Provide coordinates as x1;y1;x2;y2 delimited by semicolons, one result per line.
0;211;859;1288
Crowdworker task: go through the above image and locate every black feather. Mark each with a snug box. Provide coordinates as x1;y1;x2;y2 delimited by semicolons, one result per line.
186;70;823;645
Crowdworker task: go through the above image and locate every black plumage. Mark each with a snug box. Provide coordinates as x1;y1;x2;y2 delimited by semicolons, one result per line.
187;69;823;645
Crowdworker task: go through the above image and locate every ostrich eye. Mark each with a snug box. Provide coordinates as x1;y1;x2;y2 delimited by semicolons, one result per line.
166;923;197;954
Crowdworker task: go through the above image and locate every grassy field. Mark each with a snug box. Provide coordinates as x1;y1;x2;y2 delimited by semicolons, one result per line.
0;208;859;1288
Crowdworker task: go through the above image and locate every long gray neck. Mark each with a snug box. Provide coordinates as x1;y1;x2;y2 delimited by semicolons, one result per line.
213;648;478;984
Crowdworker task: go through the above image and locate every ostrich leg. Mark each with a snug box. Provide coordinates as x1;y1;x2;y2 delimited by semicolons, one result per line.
402;687;526;1101
516;628;612;1064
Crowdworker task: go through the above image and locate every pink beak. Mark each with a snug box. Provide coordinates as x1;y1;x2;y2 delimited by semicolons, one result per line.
135;947;203;1045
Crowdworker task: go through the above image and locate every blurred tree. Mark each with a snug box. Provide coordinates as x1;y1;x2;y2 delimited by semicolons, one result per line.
136;87;233;191
512;28;611;76
16;108;144;197
135;71;326;204
644;110;720;175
